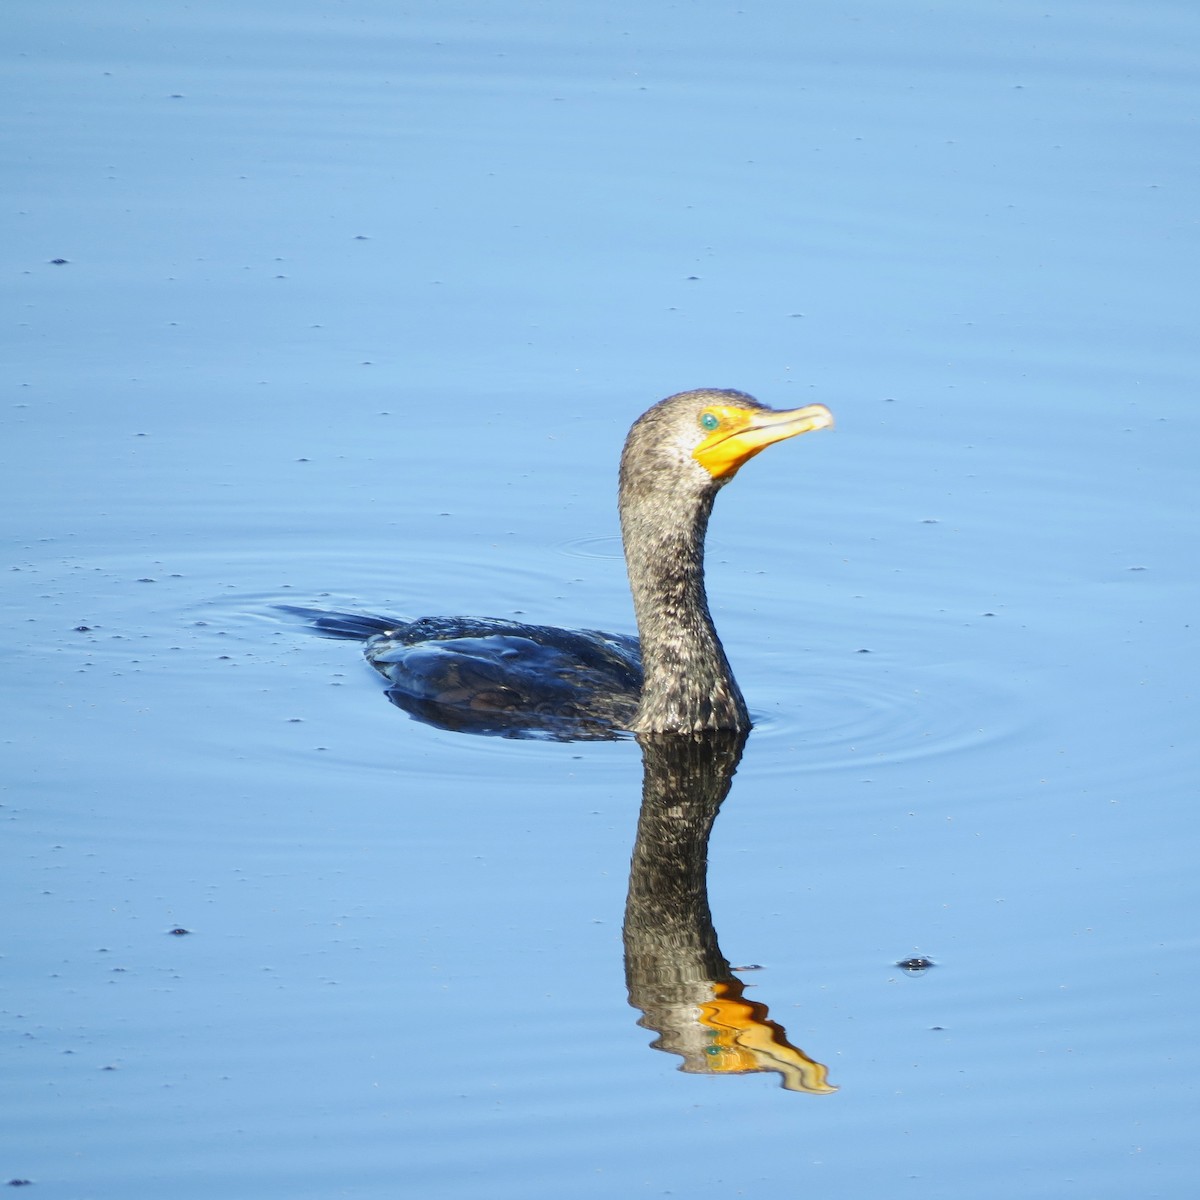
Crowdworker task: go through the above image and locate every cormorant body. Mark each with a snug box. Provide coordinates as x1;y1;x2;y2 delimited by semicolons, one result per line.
285;388;832;740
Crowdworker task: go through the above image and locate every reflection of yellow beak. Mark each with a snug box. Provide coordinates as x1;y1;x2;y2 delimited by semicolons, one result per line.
698;983;838;1094
693;403;834;480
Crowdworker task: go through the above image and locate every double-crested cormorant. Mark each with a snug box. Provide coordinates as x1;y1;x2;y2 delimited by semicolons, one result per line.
287;389;832;739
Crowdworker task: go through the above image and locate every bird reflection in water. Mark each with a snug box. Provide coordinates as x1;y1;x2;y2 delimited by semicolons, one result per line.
625;732;836;1094
279;389;836;1090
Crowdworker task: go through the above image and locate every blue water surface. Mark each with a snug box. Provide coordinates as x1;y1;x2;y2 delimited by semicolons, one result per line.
3;2;1198;1197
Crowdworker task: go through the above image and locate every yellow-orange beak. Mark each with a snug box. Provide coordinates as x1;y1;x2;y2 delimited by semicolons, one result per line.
692;402;834;480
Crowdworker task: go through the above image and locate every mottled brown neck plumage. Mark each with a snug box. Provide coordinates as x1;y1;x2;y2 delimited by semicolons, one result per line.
618;394;751;734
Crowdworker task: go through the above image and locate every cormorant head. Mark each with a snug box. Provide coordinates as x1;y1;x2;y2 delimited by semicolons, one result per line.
621;388;833;502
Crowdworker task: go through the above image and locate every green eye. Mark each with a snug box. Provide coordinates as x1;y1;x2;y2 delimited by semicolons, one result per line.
700;411;720;432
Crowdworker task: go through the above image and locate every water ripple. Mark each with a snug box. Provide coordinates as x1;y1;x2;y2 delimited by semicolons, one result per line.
747;653;1028;775
556;534;624;560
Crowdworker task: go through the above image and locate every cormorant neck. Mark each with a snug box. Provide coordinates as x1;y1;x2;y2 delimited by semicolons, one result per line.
619;483;750;734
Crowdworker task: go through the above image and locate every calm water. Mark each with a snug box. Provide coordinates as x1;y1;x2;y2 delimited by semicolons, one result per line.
4;1;1198;1196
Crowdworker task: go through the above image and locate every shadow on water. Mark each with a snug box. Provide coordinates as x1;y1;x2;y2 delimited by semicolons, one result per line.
626;732;836;1095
